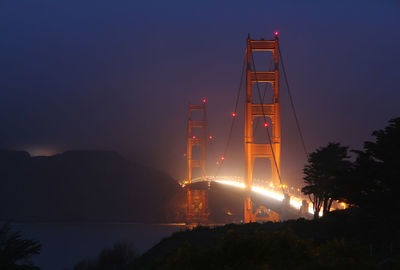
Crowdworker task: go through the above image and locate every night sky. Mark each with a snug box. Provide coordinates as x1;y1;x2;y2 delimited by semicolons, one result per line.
1;0;399;186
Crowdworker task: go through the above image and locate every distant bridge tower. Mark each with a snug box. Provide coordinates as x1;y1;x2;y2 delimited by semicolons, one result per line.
187;102;207;182
186;100;208;223
244;34;281;223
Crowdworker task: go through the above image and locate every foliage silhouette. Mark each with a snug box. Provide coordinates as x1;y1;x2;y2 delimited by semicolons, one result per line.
137;226;376;270
73;242;137;270
0;222;41;270
301;142;352;218
349;117;400;221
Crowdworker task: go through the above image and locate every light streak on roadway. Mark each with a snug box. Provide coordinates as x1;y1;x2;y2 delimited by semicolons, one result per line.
190;177;325;217
251;186;284;201
215;179;293;205
215;180;286;202
289;196;303;210
215;180;245;189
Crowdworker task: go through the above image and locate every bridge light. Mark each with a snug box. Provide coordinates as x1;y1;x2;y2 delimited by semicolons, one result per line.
232;112;237;117
220;156;225;161
183;153;187;157
202;98;207;103
209;135;213;140
216;161;220;165
264;122;268;127
192;135;196;139
274;31;279;36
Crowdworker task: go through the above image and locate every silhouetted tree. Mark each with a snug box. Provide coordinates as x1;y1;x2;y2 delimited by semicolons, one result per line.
73;242;137;270
350;117;400;220
0;222;41;270
302;142;352;218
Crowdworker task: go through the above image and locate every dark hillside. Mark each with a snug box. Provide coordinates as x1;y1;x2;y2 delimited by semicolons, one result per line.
134;210;400;269
0;150;183;222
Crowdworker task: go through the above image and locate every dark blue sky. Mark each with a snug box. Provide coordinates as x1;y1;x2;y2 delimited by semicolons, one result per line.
1;0;399;185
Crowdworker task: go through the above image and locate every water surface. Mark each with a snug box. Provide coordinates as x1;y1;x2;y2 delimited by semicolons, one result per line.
14;222;185;270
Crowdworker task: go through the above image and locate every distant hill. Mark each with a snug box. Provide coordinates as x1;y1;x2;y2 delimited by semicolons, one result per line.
0;150;185;222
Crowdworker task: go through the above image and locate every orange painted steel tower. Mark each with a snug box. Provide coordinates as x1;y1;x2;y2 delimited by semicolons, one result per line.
244;35;281;223
187;102;207;182
186;102;208;223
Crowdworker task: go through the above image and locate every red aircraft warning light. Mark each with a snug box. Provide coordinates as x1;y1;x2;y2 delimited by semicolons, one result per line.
264;122;268;127
220;156;225;161
274;31;279;37
192;135;196;139
232;112;237;117
209;135;213;140
202;98;207;103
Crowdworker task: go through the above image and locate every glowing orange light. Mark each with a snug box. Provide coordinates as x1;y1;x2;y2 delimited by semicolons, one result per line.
232;112;237;117
220;156;225;161
264;122;268;127
209;135;213;140
192;135;196;139
202;98;207;103
274;31;279;36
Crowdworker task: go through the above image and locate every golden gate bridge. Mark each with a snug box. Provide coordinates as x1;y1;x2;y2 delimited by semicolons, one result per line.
182;33;345;224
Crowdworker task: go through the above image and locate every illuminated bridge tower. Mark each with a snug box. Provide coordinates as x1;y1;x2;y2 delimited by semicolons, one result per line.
187;102;207;182
244;34;281;223
186;101;208;223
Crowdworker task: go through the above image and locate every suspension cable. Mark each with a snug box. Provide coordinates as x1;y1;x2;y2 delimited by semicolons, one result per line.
213;51;246;178
278;43;308;157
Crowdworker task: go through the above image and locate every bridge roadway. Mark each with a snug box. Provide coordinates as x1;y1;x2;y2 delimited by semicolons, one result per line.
184;176;322;217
